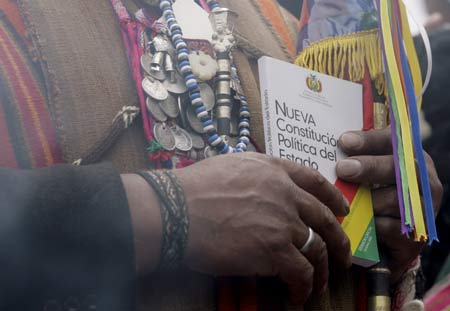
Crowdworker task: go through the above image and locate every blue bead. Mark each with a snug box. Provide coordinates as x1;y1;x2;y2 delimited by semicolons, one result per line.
182;70;193;78
177;47;189;54
188;83;199;92
184;74;195;81
202;120;213;127
195;106;207;114
179;60;190;69
200;115;210;123
190;92;201;100
171;29;182;36
220;144;229;154
208;134;220;144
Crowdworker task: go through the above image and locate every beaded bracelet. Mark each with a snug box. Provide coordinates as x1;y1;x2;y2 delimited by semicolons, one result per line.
138;170;189;270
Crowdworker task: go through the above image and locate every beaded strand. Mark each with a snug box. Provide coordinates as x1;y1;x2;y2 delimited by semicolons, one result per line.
159;0;251;154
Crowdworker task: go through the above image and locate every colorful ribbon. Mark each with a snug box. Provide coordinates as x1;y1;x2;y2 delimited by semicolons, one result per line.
377;0;437;243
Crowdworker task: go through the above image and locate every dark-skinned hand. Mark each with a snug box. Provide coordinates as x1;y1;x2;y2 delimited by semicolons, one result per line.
336;128;443;283
174;152;352;305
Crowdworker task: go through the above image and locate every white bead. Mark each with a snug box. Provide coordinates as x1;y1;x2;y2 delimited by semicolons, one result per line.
197;111;208;118
210;136;222;146
177;51;188;60
241;129;250;136
204;124;215;133
188;51;218;81
172;33;182;41
192;97;202;105
180;65;192;74
160;1;171;10
185;78;197;86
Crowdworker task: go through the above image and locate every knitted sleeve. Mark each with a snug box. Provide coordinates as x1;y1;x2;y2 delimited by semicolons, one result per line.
0;163;136;311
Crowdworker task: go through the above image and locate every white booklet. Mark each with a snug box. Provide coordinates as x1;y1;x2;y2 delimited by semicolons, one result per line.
259;56;379;267
259;56;363;182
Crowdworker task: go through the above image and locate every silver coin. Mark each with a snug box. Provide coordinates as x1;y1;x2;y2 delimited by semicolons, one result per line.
187;149;199;161
163;72;188;94
141;54;166;81
186;105;205;134
159;94;179;119
146;97;167;122
140;54;152;74
199;83;216;111
188;131;206;150
154;123;176;151
204;146;218;158
170;125;193;152
142;77;169;101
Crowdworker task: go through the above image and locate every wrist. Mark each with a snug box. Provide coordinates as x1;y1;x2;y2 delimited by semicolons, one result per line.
121;174;162;276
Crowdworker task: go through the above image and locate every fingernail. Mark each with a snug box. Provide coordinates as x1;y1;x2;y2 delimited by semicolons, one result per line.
343;197;350;214
336;159;362;178
340;133;363;149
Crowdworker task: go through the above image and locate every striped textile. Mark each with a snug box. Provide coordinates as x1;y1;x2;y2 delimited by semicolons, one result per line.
255;0;298;56
0;5;62;169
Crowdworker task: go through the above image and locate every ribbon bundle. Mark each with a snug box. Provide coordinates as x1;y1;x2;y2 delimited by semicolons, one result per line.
377;0;437;242
296;0;438;243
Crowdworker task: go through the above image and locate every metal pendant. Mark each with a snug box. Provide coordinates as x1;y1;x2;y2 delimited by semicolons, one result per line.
151;51;165;72
163;71;188;94
230;66;244;95
152;35;172;52
188;131;206;150
154;122;176;151
170;125;193;151
199;83;216;112
146;97;168;122
186;104;205;134
142;77;169;101
141;54;166;81
159;94;180;119
164;54;176;83
230;102;240;136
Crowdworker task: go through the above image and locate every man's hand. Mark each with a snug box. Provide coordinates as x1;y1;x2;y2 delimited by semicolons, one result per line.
337;128;443;283
174;152;351;305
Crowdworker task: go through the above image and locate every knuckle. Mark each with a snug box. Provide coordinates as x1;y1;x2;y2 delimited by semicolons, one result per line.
321;207;336;228
311;170;327;188
268;229;291;253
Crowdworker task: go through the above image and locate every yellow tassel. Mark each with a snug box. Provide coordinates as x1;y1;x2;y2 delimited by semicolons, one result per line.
295;29;382;83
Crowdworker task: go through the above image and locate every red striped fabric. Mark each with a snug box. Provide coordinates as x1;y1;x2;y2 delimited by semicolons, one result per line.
0;6;62;169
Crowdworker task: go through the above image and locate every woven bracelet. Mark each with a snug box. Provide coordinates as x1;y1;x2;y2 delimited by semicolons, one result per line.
138;170;189;270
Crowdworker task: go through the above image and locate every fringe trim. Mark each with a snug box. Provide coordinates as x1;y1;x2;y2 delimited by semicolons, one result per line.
295;29;385;93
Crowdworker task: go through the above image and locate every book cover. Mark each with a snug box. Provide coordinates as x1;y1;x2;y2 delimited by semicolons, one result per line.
259;56;379;267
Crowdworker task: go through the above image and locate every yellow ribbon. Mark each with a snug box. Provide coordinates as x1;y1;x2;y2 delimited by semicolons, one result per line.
380;0;426;239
